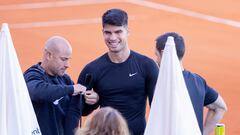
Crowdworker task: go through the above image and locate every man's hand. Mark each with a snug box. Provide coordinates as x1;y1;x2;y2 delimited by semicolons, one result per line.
84;90;99;105
72;84;86;96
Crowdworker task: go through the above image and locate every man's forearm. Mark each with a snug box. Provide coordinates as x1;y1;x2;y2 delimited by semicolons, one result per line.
203;108;225;135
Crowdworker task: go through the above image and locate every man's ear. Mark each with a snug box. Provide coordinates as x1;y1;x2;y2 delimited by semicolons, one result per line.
44;49;52;60
126;26;130;36
160;50;164;56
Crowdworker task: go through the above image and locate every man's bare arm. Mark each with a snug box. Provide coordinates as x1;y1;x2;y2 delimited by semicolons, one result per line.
203;95;227;135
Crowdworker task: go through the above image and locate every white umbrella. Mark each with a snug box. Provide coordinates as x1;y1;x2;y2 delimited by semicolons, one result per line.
144;36;201;135
0;23;41;135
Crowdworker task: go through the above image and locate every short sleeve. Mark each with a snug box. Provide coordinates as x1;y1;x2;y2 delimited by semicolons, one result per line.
203;80;218;106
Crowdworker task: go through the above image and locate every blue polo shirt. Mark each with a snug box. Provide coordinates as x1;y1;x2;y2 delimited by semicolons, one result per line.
183;70;218;133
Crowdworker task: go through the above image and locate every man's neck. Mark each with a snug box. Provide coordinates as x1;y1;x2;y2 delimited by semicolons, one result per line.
108;48;130;63
40;62;55;76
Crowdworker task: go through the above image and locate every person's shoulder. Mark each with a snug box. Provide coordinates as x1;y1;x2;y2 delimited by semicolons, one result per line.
84;53;108;69
131;51;157;69
24;63;46;81
183;70;206;82
131;50;154;63
130;51;158;73
24;63;44;76
131;50;149;59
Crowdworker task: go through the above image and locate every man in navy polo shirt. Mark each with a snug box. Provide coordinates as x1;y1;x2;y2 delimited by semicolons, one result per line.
154;32;227;135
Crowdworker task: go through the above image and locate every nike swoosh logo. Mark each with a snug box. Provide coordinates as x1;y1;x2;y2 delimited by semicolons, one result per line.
53;97;64;105
129;72;137;77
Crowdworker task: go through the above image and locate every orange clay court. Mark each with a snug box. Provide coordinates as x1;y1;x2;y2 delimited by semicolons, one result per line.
0;0;239;134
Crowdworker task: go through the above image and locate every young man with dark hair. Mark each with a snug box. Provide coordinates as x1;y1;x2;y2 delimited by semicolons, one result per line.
155;32;227;135
68;8;159;135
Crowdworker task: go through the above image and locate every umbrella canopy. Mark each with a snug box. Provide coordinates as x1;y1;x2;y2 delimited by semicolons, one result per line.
0;23;41;135
144;36;201;135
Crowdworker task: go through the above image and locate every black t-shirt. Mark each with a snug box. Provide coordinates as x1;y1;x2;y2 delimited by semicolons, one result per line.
78;51;159;135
